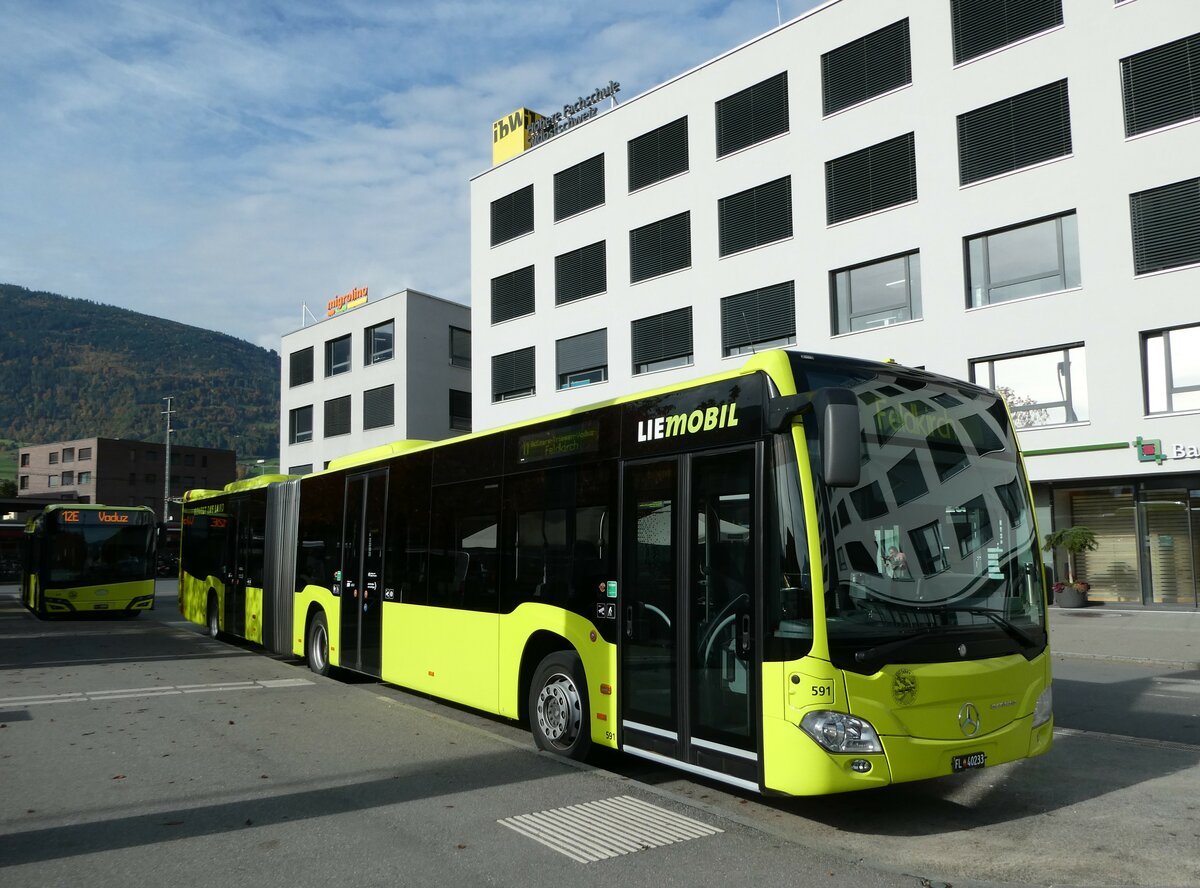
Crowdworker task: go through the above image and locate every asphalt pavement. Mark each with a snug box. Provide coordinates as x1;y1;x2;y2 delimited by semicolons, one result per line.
1049;603;1200;669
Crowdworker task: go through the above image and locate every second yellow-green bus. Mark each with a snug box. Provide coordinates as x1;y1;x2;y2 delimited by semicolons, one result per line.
179;350;1052;795
22;504;157;617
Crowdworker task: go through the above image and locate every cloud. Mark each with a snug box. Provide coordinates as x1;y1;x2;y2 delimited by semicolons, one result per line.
0;0;822;350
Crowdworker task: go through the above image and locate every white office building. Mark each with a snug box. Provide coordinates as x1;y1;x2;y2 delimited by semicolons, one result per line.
469;0;1200;608
279;289;471;474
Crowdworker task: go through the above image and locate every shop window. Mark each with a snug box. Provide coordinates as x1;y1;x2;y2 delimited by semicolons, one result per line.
970;344;1088;428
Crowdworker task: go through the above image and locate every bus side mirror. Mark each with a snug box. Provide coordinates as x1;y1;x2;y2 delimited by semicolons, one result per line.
815;388;860;488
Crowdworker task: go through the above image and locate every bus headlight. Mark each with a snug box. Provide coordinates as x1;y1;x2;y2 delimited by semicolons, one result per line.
800;711;883;754
1033;685;1053;728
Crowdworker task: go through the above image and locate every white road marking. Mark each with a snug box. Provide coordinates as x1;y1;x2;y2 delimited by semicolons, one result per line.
0;678;313;708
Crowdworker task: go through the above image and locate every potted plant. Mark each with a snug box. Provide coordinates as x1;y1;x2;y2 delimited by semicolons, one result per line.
1043;526;1098;608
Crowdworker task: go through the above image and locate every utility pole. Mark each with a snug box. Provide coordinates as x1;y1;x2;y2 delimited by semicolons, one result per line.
162;397;175;525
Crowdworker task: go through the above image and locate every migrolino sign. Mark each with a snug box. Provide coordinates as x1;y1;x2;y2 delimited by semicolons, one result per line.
327;286;368;317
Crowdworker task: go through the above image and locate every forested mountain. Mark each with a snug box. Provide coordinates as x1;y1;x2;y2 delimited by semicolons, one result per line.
0;284;279;457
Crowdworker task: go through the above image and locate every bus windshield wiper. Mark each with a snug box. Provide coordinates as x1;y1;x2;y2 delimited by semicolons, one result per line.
853;628;944;664
964;608;1039;649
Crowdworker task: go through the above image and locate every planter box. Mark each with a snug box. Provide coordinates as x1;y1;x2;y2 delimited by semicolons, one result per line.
1056;586;1088;608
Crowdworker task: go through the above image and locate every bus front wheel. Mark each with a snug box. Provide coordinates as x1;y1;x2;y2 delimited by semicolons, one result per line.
306;612;331;677
529;651;591;761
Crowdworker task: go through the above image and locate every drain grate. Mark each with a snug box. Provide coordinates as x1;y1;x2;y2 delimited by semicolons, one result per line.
498;795;723;863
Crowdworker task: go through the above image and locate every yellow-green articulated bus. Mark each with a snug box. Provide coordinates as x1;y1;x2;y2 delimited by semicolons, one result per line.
179;350;1052;796
21;504;157;617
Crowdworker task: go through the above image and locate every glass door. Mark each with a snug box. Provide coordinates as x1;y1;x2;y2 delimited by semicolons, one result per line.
619;448;760;789
341;469;388;674
1140;489;1197;607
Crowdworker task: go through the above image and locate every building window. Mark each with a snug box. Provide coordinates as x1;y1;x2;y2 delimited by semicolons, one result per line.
628;117;688;191
1130;176;1200;275
1143;324;1200;414
289;405;313;444
1122;33;1200;138
630;211;691;283
290;346;314;387
146;450;157;462
555;241;606;305
554;154;604;221
950;0;1063;65
957;80;1071;186
184;454;195;467
289;464;313;476
62;447;75;463
49;452;59;465
715;72;788;157
632;308;693;375
450;326;471;368
492;347;535;402
450;389;472;431
718;176;792;257
721;281;796;356
48;475;59;488
491;265;535;324
78;471;91;485
490;184;534;246
825;133;916;224
20;453;29;466
832;251;922;333
324;395;351;438
970;344;1088;428
325;335;351;377
556;329;608;389
61;471;74;485
822;19;911;116
966;211;1080;307
19;475;28;490
365;320;394;365
363;384;395;430
78;447;91;460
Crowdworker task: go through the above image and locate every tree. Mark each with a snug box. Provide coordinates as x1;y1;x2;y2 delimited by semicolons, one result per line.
0;479;16;497
1043;526;1098;584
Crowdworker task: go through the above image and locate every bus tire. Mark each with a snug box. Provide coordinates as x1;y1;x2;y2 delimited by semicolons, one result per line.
529;650;591;761
306;612;331;677
206;594;221;639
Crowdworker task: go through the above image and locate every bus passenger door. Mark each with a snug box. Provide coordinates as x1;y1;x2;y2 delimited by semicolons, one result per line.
341;469;388;676
619;448;760;791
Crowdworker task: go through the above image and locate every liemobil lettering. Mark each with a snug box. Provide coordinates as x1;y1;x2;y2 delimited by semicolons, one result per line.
636;402;739;442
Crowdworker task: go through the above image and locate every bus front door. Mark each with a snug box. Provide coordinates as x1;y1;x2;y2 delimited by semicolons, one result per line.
619;448;760;791
340;469;388;676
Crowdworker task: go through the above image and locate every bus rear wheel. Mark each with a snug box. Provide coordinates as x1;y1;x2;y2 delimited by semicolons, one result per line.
206;594;220;639
529;651;591;761
306;612;331;677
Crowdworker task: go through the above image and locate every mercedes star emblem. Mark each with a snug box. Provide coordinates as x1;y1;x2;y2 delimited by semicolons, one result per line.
958;702;981;737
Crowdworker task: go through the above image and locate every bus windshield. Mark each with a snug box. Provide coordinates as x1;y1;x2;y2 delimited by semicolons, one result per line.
790;355;1047;673
44;511;155;587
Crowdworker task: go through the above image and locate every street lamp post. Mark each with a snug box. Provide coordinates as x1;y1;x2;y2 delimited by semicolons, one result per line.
162;397;174;524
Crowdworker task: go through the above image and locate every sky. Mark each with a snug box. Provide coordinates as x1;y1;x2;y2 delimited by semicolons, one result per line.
0;0;824;352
